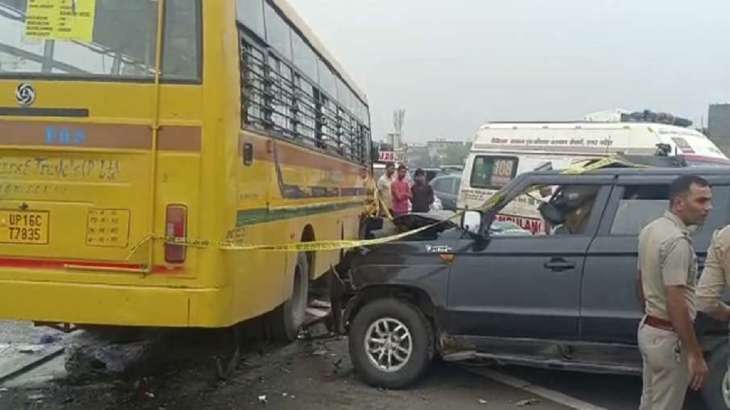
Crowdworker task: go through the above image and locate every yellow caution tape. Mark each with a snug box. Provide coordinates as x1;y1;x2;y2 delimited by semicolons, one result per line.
126;155;641;257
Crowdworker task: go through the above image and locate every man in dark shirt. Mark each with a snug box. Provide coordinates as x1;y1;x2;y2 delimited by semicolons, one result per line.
411;168;435;213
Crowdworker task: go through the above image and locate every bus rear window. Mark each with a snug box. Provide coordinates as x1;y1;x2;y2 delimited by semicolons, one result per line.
0;0;201;82
470;156;518;189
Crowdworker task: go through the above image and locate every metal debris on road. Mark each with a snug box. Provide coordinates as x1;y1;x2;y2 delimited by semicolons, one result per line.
39;335;60;344
258;394;267;404
515;398;541;407
17;344;44;354
478;398;487;404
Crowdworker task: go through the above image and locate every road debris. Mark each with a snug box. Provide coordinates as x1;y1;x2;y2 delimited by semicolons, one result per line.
515;398;541;407
478;398;487;404
258;394;267;404
65;334;154;379
39;335;61;345
17;344;44;354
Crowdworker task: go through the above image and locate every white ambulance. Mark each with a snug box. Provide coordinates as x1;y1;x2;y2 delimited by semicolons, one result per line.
457;120;730;234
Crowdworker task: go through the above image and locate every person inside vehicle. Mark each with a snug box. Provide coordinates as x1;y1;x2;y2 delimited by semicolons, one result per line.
539;186;598;235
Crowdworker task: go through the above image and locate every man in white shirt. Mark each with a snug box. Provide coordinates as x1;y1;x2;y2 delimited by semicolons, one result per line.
376;162;395;217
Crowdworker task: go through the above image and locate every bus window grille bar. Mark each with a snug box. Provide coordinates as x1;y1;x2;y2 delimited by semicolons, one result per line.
239;35;370;164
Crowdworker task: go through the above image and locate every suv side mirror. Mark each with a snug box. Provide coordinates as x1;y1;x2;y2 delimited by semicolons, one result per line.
461;210;483;234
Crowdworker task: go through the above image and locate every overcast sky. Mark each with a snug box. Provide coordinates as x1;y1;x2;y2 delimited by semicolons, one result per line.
287;0;730;143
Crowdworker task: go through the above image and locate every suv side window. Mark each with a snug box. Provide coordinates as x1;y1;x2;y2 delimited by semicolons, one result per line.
609;185;669;236
495;183;603;236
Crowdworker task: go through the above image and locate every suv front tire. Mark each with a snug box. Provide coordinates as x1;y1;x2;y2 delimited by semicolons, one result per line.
348;298;434;388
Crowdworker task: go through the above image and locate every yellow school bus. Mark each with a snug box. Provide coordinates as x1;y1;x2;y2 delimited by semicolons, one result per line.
0;0;371;339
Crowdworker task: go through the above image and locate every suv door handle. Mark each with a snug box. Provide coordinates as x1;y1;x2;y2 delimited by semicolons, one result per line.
544;258;576;272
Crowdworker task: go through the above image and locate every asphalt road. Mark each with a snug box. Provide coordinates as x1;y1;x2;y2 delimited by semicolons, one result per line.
0;322;569;410
497;366;707;410
0;320;714;410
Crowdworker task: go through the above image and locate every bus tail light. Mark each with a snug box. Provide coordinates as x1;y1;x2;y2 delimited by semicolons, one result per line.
165;205;187;264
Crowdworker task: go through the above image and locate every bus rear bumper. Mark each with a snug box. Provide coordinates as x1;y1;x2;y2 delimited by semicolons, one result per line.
0;279;235;328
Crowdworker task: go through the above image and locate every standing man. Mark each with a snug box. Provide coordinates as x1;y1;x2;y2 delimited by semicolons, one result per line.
411;168;434;213
361;167;379;218
390;164;412;217
638;175;712;410
377;162;395;217
697;226;730;319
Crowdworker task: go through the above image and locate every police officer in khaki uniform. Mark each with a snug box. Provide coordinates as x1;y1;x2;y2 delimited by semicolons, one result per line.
637;175;712;410
697;225;730;320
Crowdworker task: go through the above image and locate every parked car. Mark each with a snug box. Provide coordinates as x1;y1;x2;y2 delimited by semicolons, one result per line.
340;166;730;410
430;174;461;211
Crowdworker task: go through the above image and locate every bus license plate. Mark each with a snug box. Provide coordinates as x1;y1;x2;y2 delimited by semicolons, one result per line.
0;211;49;244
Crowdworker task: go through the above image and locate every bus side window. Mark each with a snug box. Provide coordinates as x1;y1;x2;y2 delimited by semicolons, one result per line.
162;0;202;81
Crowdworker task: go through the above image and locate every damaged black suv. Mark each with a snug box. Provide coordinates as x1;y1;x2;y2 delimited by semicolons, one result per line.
339;166;730;410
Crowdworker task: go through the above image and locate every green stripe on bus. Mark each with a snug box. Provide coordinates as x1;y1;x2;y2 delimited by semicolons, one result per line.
236;201;364;226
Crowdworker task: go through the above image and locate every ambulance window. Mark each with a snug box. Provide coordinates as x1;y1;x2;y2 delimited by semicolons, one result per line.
610;185;669;236
470;156;518;189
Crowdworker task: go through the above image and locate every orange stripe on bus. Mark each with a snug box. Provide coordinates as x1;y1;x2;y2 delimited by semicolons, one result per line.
0;121;151;149
158;126;202;152
0;121;202;152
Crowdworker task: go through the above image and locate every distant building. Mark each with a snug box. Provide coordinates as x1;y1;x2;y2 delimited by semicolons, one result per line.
386;132;403;149
405;144;429;168
427;139;465;163
709;104;730;155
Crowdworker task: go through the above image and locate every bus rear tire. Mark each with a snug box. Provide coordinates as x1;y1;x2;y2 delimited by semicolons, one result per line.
269;252;309;342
